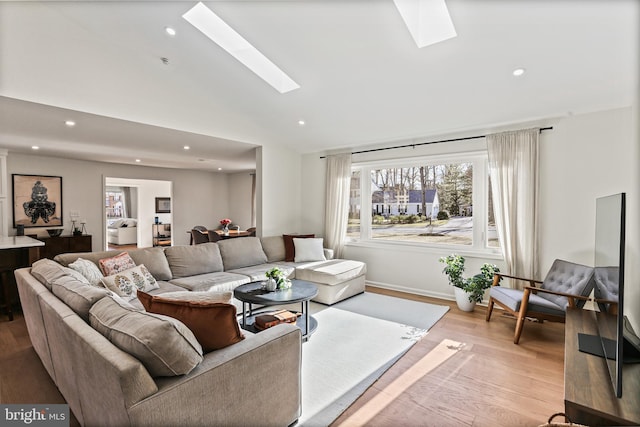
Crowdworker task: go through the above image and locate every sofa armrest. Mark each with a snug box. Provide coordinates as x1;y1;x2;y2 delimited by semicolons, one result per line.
128;324;302;427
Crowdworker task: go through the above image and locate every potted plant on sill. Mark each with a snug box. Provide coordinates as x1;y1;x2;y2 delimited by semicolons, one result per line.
439;254;501;312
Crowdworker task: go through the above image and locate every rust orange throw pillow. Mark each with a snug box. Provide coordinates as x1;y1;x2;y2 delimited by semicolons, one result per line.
137;291;244;352
282;234;315;262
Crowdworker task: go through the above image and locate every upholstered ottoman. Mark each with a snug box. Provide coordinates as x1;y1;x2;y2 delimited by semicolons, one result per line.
294;259;366;305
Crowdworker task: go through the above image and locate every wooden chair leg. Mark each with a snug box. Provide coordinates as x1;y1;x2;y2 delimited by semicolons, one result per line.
513;288;532;344
485;298;495;322
514;314;525;344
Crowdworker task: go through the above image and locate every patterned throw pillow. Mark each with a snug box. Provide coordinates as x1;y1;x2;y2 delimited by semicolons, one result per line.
98;252;136;276
101;264;159;300
68;258;104;287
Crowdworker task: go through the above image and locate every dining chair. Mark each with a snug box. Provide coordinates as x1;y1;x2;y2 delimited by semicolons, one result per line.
207;230;222;242
190;229;209;245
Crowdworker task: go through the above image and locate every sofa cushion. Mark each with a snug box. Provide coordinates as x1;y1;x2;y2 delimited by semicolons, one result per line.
227;264;295;283
137;291;244;352
260;236;286;262
283;234;314;262
89;296;203;377
68;258;104;287
293;238;326;263
51;275;110;322
169;272;250;293
30;258;90;290
99;252;136;276
127;247;173;281
157;290;233;303
164;243;224;279
101;264;160;300
55;250;125;267
217;237;268;270
295;259;367;286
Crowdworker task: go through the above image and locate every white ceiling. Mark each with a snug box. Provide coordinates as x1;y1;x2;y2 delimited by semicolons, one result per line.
0;0;637;172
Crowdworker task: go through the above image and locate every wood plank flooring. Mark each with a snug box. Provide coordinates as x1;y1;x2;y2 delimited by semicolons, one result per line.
0;286;565;427
332;286;566;427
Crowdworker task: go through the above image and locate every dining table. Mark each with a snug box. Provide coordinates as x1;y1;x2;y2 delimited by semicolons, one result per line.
187;229;251;244
213;229;251;239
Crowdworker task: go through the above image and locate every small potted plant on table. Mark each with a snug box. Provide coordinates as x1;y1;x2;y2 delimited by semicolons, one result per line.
265;267;292;291
439;254;501;312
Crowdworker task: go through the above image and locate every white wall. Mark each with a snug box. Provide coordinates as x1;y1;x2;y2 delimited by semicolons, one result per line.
228;172;254;231
6;153;231;249
257;145;302;236
302;107;637;306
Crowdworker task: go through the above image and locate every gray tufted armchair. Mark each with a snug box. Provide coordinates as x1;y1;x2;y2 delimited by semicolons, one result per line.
485;259;595;344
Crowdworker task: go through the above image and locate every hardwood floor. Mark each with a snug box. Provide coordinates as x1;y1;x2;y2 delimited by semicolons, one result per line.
0;286;565;427
332;286;566;427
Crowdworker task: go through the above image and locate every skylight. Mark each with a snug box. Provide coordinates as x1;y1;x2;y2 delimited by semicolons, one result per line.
393;0;457;48
183;2;300;94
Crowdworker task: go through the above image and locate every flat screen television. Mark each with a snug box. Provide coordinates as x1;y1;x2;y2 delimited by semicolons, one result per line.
578;192;640;398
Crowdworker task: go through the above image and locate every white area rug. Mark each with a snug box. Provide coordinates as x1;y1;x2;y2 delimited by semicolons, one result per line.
298;292;449;426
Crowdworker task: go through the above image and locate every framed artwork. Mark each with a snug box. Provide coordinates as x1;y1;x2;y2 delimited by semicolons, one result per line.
155;197;171;213
13;174;63;228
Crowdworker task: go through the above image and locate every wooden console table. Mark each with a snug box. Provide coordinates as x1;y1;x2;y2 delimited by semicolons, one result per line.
0;236;44;320
564;308;640;425
37;234;92;259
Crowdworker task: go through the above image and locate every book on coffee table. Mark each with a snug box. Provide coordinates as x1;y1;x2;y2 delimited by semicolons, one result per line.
255;310;301;331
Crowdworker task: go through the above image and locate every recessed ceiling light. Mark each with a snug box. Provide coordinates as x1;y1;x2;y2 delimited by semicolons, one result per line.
165;27;176;36
298;120;305;126
135;159;141;163
31;146;39;150
65;120;76;127
513;68;526;77
393;0;457;48
217;167;222;171
183;145;190;150
183;2;300;93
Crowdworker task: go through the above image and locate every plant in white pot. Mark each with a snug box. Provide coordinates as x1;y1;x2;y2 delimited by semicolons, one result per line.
439;254;501;312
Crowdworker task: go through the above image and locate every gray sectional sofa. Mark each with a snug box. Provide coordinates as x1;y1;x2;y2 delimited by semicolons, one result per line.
15;235;366;426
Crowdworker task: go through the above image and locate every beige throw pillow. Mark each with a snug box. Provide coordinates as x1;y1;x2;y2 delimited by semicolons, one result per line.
89;296;203;377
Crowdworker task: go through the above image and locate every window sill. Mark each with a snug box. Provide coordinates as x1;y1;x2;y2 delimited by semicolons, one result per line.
345;239;504;260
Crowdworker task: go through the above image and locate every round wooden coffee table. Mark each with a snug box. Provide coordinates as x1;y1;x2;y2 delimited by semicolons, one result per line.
233;279;318;340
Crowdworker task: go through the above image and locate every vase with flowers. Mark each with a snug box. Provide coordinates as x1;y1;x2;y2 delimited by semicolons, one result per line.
265;267;292;291
219;218;232;235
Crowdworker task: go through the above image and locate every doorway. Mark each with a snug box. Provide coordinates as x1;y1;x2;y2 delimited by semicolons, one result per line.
104;177;172;250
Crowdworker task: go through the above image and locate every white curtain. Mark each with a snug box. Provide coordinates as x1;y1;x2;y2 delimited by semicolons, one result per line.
324;153;352;258
487;128;539;289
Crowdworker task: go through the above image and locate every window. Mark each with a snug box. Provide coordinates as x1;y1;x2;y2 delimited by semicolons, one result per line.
105;190;126;219
349;152;499;252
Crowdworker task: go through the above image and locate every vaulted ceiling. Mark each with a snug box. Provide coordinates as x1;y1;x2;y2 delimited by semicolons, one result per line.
0;1;637;172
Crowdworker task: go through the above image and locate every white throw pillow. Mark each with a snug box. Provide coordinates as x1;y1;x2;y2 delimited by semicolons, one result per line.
68;258;104;287
101;264;159;300
293;238;327;262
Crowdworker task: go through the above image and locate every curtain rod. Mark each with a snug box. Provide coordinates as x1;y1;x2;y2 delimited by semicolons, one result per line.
319;126;553;159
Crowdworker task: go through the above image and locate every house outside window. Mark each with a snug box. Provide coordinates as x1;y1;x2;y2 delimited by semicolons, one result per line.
349;152;499;252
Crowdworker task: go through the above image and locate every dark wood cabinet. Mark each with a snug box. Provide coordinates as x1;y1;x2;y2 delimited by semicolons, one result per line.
38;235;92;259
564;308;640;426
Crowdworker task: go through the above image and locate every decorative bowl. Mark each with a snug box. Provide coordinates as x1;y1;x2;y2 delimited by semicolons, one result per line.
47;229;63;237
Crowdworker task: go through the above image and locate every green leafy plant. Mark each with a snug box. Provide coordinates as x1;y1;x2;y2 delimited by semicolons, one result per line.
265;267;291;290
439;254;501;303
